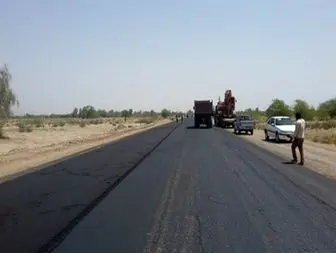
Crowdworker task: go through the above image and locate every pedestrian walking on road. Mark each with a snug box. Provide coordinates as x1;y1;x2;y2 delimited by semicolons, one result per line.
291;112;305;165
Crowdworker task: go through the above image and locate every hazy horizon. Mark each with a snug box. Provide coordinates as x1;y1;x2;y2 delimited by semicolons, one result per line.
1;0;335;115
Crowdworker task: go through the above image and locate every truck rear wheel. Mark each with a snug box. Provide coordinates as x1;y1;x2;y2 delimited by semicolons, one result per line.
194;118;199;128
208;119;213;128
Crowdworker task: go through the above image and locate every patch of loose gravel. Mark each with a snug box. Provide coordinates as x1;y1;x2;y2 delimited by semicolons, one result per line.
230;129;336;180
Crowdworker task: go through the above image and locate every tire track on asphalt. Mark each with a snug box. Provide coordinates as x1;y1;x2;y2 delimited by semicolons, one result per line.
142;145;185;253
143;126;202;253
37;123;179;253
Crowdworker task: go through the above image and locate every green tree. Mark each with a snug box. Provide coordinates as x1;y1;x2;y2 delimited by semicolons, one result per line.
71;107;78;117
160;109;170;118
128;109;133;117
121;109;129;118
292;99;315;121
97;109;108;117
317;98;336;119
78;105;97;118
0;65;19;138
242;107;265;120
150;110;156;117
265;99;292;118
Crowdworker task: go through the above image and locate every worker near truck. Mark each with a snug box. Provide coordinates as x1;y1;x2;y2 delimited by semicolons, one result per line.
291;112;305;165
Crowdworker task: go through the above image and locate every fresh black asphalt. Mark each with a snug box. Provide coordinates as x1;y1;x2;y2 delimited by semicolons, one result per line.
1;119;336;253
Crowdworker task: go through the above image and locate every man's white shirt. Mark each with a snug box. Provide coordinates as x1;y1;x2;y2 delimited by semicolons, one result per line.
294;118;305;139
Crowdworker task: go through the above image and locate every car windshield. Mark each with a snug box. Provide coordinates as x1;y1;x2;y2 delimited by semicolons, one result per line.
275;118;295;125
238;115;251;120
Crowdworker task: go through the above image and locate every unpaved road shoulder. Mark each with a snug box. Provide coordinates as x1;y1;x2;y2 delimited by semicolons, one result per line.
0;122;177;253
230;129;336;179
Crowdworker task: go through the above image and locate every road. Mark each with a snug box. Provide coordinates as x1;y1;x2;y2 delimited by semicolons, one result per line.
1;120;336;253
50;119;336;253
0;123;177;253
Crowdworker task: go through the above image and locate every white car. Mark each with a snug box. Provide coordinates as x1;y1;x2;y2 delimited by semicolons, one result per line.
264;116;296;142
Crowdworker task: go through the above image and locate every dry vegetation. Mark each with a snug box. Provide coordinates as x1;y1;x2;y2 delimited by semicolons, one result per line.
0;116;167;156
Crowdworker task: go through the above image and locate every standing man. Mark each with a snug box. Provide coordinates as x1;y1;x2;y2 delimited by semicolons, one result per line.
291;112;305;165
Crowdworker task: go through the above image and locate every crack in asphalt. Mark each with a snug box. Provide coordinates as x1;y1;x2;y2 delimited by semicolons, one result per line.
195;214;205;253
37;123;179;253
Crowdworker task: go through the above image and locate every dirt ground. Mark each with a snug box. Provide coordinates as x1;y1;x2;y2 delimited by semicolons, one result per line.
232;129;336;179
0;119;171;180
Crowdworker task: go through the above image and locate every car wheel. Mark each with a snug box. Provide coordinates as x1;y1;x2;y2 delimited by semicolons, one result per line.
275;132;280;143
264;130;269;141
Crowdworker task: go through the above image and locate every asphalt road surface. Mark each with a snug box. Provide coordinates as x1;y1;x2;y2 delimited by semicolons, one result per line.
50;119;336;253
0;123;177;253
1;120;336;253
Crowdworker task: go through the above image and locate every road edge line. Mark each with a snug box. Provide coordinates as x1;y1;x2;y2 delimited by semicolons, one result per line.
36;123;180;253
0;121;173;184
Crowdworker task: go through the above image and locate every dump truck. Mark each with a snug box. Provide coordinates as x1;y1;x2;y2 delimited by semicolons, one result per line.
193;100;213;128
214;90;236;128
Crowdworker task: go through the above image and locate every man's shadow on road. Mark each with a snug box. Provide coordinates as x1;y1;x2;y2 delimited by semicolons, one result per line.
261;139;291;145
282;161;296;165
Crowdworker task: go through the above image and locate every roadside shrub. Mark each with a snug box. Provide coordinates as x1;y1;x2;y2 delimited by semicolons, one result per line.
306;120;336;130
310;133;336;145
88;119;104;125
0;122;8;139
79;121;86;128
65;118;80;125
17;122;33;132
30;118;44;128
135;117;156;124
117;124;126;129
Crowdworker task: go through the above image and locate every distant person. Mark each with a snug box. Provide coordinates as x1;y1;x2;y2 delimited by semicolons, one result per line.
175;115;179;122
291;112;305;165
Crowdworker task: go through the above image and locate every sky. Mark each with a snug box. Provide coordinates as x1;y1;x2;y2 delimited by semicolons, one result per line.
1;0;336;115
